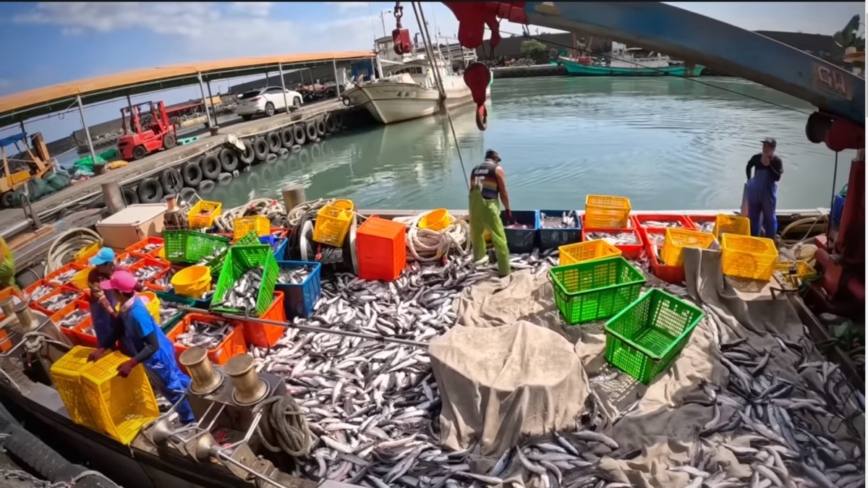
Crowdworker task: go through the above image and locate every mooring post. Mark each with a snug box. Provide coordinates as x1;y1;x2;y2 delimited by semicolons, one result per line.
332;59;342;98
102;181;127;215
282;185;306;213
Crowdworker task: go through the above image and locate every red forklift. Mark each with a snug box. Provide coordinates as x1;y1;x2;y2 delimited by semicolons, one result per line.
117;101;178;161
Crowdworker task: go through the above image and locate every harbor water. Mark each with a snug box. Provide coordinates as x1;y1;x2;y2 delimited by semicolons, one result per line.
197;76;854;211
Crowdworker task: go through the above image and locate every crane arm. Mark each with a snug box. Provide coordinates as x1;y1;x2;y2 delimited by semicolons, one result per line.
441;1;864;149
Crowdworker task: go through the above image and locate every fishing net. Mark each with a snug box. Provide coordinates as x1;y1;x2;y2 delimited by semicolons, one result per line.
429;321;589;457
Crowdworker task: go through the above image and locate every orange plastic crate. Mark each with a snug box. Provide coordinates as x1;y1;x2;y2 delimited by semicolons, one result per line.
633;213;696;231
124;237;165;259
581;226;643;260
661;228;715;267
166;313;247;370
25;278;59;303
241;291;288;348
32;285;84;316
45;263;85;288
357;217;407;282
115;252;143;270
641;228;686;285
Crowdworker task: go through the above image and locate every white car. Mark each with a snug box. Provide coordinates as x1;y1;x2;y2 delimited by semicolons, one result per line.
235;86;303;120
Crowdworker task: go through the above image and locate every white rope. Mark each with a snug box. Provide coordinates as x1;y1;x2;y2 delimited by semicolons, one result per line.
213;198;287;232
394;213;470;263
44;227;103;275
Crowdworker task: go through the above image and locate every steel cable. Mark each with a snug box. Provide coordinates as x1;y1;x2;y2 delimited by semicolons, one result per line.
253;395;313;458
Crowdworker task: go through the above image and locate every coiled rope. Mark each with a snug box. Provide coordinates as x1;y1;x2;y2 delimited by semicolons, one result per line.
44;228;103;276
214;198;288;233
253;395;313;458
394;213;470;262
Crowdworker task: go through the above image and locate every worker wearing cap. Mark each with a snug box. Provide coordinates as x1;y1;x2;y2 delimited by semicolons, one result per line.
469;149;512;277
89;247;144;286
89;270;195;425
746;138;784;238
0;237;17;291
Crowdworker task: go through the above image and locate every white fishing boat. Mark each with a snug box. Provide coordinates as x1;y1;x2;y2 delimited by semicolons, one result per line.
561;42;704;76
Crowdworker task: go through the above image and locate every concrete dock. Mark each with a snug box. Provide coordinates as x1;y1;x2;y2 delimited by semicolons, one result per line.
0;99;359;231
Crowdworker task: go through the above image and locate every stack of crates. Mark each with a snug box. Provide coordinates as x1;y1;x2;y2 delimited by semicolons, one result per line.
211;244;279;317
357;217;407;282
275;261;322;320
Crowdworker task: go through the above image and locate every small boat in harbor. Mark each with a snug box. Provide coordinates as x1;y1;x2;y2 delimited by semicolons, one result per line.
560;42;704;76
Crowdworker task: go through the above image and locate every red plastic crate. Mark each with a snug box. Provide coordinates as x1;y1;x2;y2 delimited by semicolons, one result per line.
0;288;25;348
32;285;84;316
165;313;247;371
129;257;171;287
357;217;407;281
633;213;696;231
115;252;143;270
641;227;686;284
45;263;85;288
25;279;59;303
686;215;717;235
56;299;97;347
241;291;288;348
581;227;644;260
125;237;165;259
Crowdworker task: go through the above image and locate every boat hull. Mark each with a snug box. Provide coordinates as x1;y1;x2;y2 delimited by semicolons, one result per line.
561;58;704;76
344;83;491;125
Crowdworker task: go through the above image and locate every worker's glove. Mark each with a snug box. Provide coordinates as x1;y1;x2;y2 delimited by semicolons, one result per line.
88;348;107;363
506;209;514;224
117;359;138;378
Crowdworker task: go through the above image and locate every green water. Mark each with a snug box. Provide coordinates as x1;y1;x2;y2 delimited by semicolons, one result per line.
209;77;854;211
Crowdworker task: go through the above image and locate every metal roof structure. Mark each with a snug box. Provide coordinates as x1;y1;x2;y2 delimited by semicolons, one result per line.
0;51;375;127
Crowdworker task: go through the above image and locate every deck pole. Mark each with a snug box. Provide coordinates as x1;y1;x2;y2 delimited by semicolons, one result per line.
75;94;98;169
281;185;306;213
375;56;384;79
332;59;342;97
101;181;127;214
18;121;25;138
278;62;289;111
196;73;216;133
206;79;216;122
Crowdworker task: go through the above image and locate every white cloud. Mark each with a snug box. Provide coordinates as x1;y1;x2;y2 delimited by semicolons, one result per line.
328;2;372;13
230;2;273;17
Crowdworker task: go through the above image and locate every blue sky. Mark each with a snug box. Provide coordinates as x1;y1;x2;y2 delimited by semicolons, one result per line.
0;2;863;143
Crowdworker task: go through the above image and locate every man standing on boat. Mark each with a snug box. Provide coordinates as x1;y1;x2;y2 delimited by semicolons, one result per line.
469;149;512;277
745;137;783;238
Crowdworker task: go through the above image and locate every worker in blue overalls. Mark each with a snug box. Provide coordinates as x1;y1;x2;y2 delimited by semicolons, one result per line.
87;270;195;424
745;137;784;238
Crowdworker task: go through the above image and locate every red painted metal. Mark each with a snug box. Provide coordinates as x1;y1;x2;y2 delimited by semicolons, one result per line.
826;118;865;152
117;101;177;161
391;4;412;55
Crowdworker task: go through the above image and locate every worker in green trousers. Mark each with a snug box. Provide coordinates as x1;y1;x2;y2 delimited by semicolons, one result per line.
469;149;512;277
0;237;17;291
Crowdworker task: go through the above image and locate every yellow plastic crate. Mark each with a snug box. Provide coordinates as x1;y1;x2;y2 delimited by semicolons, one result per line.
661;228;716;267
721;234;778;281
775;260;818;280
331;199;355;211
313;205;353;247
559;240;622;266
49;346;102;432
233;215;270;240
74;242;101;265
585;195;631;228
713;214;751;239
188;200;222;229
80;350;160;445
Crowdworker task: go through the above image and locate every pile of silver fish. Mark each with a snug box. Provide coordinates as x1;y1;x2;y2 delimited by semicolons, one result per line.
159;301;183;326
175;319;232;349
638;219;684;229
584;231;639;246
540;211;578;229
215;266;264;312
49;268;79;286
39;290;81;313
152;269;176;289
132;265;166;282
28;284;55;302
139;243;162;254
278;266;315;285
505;224;530;230
119;255;140;268
57;309;89;329
694;221;716;233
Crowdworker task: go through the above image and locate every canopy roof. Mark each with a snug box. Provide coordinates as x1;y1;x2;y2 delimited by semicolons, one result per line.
0;51;375;127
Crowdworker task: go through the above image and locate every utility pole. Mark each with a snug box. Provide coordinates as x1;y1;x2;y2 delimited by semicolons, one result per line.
379;9;392;38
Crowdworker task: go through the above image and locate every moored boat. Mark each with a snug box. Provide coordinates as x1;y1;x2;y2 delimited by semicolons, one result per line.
560;42;705;76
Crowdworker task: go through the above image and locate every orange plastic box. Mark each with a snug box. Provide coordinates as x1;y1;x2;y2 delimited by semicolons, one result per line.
166;313;247;371
125;237;165;259
581;226;643;260
45;263;85;288
241;291;288;348
641;227;686;285
633;213;696;231
32;285;84;316
356;217;407;282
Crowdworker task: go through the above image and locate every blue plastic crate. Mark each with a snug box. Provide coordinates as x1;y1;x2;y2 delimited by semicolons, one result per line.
500;210;539;254
273;238;288;260
275;261;322;319
538;209;582;251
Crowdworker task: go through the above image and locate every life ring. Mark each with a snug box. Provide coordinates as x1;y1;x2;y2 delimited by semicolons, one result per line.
217;173;233;186
293;125;306;146
137;177;163;203
159;167;184;195
178;187;197;204
252;137;269;161
279;148;290;159
306;122;318;141
200;154;221;180
182;159;203;187
198;179;215;194
280;127;295;148
219;148;239;172
266;131;282;153
316;119;326;137
122;186;139;205
476;105;488;131
265;153;278;164
239;139;256;165
325;116;337;134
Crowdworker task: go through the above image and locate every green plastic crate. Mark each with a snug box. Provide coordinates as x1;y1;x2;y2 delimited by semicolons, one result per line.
202;231;260;276
211;244;278;317
163;230;230;265
604;289;704;384
549;257;646;325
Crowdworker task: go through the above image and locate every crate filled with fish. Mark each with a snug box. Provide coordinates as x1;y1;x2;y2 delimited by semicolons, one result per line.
33;286;84;316
641;228;686;284
25;279;59;304
549;256;646;325
46;263;84;288
238;291;287;348
145;266;177;291
538;209;582;251
157;297;186;334
129;257;171;284
50;300;91;330
632;213;696;231
115;252;142;269
211;245;279;317
275;261;321;320
661;228;716;267
166;313;247;367
499;210;539;254
124;236;165;259
163;229;230;267
686;215;716;234
581;227;644;259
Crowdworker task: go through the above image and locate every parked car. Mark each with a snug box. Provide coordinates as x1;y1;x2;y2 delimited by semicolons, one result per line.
235;86;303;120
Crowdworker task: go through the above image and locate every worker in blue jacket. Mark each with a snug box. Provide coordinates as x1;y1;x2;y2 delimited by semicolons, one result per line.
88;270;195;425
745;137;784;238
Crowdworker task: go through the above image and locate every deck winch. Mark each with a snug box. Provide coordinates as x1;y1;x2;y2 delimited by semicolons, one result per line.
286;211;359;275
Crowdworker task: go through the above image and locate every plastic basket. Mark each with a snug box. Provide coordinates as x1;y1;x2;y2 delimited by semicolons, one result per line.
188;200;222;229
501;210;539;254
721;234;778;281
686;215;717;234
71;267;94;291
581;227;643;260
633;213;696;231
73;242;101;266
155;290;208;334
233;215;271;240
313;205;353;247
49;346;103;431
46;263;85;288
115;252;142;270
25;279;59;305
241;291;288;348
419;209;454;232
605;289;704;384
166;313;247;368
585;195;631;228
539;210;582;251
642;228;685;285
357;217;407;282
163;230;230;265
33;285;84;316
129;257;170;284
125;237;165;259
774;260;818;281
331;199;355;211
79;350;160;444
211;245;279;317
170;265;212;299
559;240;621;266
549;257;646;325
713;214;751;239
276;261;322;320
661;228;715;267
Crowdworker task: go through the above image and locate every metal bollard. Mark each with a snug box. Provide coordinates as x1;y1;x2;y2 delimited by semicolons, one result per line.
102;181;127;215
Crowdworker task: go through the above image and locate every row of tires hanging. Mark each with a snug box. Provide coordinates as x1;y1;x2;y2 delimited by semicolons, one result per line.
121;112;347;205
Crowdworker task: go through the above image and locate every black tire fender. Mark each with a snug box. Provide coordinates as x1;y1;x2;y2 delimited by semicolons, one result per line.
245;169;262;188
200;154;221;180
122;186;139;205
265;153;278;164
298;148;311;166
266;131;281;153
306;122;318;141
325;116;337;134
292;124;306;146
217;173;233;185
280;127;295;148
137;177;163;203
219;148;239;172
278;147;290;159
316;119;326;137
310;143;322;160
198;179;215;194
159;167;184;195
252;137;269;161
239;139;256;165
182;159;203;187
178;186;197;204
